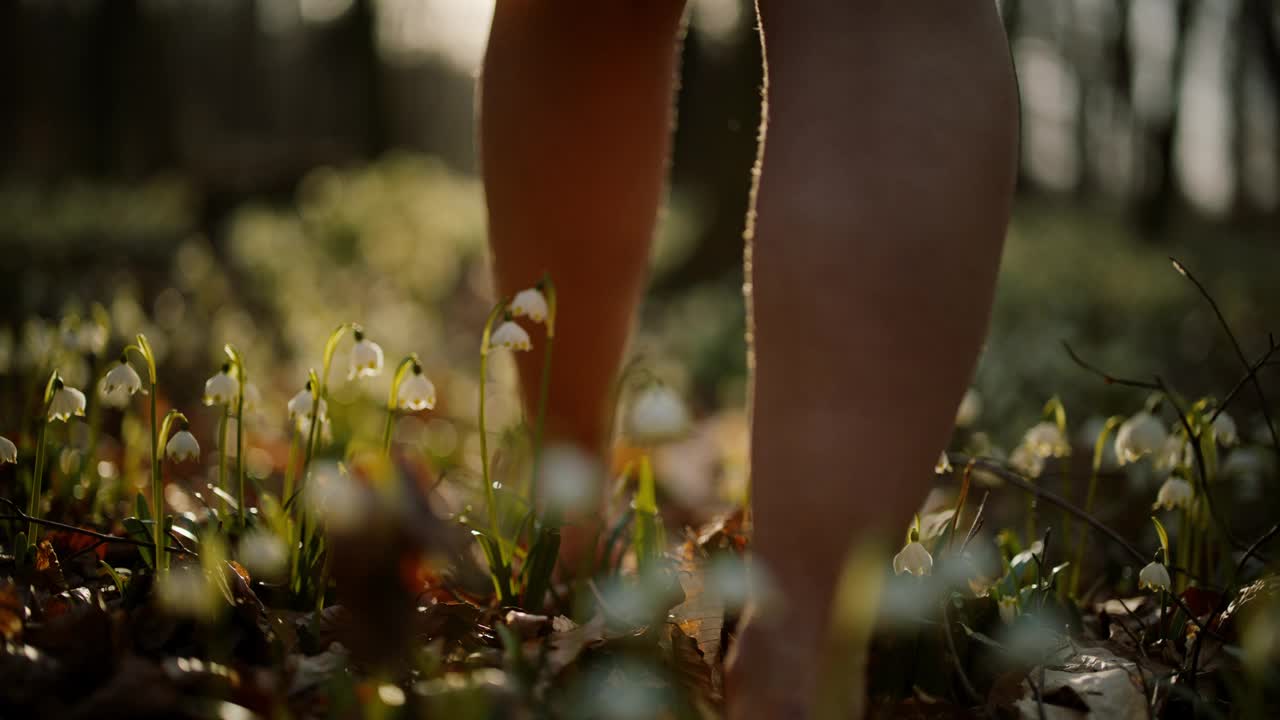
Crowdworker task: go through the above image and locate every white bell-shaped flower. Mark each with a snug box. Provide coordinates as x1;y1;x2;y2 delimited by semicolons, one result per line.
1023;421;1070;458
955;388;982;428
396;365;437;411
0;435;16;464
101;358;144;397
893;540;933;576
1212;412;1239;447
510;288;549;324
203;364;239;406
48;382;86;422
166;425;201;462
626;385;689;444
1115;412;1169;464
489;320;532;352
98;377;132;409
935;451;953;475
1153;477;1194;511
348;331;384;379
287;383;327;420
1138;561;1171;592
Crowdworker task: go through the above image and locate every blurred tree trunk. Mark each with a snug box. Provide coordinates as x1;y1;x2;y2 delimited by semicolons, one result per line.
1134;0;1190;237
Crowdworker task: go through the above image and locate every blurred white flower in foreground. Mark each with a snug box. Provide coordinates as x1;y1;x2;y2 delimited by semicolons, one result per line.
288;383;327;420
156;566;218;620
510;287;549;324
1154;477;1193;511
1212;411;1238;446
397;365;437;411
0;435;16;464
1115;412;1169;464
1138;561;1171;592
349;330;384;379
238;530;288;583
892;540;933;577
102;359;144;397
203;364;238;406
626;385;689;444
166;426;201;462
1023;421;1070;458
955;388;982;427
998;596;1018;624
48;382;86;422
489;320;532;352
537;443;601;516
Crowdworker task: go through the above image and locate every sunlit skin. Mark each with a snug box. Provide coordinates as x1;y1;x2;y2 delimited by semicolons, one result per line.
480;1;1018;716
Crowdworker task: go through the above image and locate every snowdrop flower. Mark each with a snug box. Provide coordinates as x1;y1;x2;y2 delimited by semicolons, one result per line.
101;357;144;398
1115;412;1169;465
1154;477;1193;511
626;385;689;444
297;413;333;446
955;388;982;428
1010;443;1045;477
1138;562;1171;592
488;320;532;352
166;422;201;462
1212;412;1239;447
48;380;86;422
348;330;384;379
396;364;436;411
97;377;132;409
892;540;933;577
203;364;238;406
1154;434;1191;472
1022;422;1069;458
0;435;16;464
510;287;549;324
935;451;952;475
287;383;327;420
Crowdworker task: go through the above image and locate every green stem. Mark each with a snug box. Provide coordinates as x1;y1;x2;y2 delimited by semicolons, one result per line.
149;389;164;572
235;387;245;532
217;409;229;503
1070;416;1120;598
28;419;49;543
382;355;418;456
478;302;507;552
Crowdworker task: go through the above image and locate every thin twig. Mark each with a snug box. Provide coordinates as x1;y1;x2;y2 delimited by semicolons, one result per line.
1062;341;1162;390
0;498;190;557
1171;258;1280;471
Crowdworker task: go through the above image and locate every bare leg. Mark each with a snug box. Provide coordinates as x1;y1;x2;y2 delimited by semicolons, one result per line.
732;2;1019;716
479;1;687;558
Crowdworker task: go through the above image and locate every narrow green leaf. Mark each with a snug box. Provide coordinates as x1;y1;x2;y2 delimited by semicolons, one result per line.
1151;516;1170;562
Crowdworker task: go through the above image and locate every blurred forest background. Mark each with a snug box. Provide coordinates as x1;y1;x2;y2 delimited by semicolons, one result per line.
1;0;1278;448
